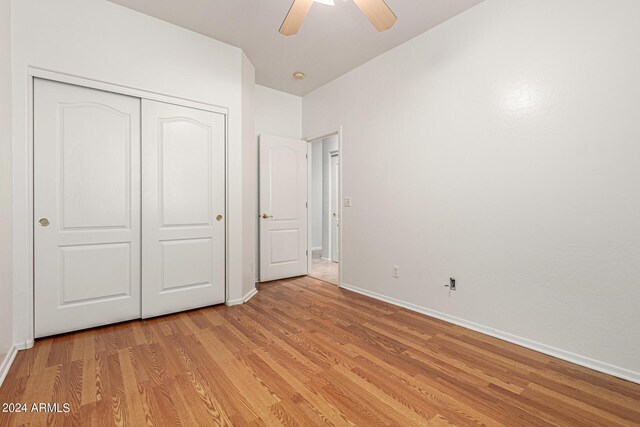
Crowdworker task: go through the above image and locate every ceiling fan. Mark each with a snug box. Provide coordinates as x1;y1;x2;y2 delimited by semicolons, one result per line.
279;0;397;36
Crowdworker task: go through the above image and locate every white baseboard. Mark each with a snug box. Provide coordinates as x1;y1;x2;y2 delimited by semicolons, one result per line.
340;282;640;385
0;345;18;388
243;287;258;303
321;257;331;262
312;247;322;251
225;287;258;306
15;339;34;350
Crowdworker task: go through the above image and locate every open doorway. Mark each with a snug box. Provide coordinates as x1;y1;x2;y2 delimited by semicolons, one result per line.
308;134;340;285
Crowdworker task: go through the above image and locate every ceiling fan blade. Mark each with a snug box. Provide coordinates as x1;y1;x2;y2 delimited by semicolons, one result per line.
279;0;314;36
352;0;397;32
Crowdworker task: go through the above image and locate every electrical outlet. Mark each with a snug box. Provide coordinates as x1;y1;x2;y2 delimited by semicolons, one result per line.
393;265;399;278
344;197;352;207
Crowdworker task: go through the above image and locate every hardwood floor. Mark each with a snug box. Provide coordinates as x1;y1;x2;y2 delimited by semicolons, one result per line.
1;277;639;426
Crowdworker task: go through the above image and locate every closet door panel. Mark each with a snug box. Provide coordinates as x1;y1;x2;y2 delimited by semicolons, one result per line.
142;100;225;317
34;79;141;337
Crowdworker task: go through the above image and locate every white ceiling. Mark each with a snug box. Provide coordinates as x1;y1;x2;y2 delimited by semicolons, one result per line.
107;0;484;96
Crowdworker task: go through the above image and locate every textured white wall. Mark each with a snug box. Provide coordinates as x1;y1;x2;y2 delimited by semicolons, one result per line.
255;85;302;138
11;0;247;344
303;0;640;380
0;0;14;375
255;85;302;280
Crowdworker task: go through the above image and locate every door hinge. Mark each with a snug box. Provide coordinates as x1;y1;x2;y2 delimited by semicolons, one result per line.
306;202;308;208
306;250;308;256
306;153;308;159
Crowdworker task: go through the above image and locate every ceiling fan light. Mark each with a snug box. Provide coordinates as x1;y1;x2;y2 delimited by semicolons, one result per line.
313;0;335;5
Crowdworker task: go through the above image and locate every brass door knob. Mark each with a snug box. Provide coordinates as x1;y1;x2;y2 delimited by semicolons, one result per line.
261;213;273;219
216;214;223;222
39;218;50;227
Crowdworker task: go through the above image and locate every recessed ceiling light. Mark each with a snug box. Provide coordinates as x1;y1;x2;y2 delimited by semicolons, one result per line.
293;72;305;80
313;0;334;5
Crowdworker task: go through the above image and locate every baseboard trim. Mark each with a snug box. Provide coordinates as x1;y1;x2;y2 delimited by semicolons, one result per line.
225;287;258;306
340;282;640;385
243;287;258;303
15;339;34;350
312;247;322;251
0;345;18;387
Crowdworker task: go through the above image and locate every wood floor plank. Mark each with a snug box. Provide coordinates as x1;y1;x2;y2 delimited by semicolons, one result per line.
117;348;153;426
1;276;639;426
252;347;355;426
13;364;61;426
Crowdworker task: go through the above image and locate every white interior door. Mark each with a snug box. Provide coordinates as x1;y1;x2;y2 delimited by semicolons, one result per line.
34;79;141;337
142;100;225;318
259;135;308;282
330;153;340;263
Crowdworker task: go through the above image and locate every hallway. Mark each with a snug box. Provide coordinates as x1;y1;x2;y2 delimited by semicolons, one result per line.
309;250;338;285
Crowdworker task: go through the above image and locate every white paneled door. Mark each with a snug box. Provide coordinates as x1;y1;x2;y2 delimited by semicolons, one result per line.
142;100;226;318
34;79;227;336
259;135;308;282
34;79;142;337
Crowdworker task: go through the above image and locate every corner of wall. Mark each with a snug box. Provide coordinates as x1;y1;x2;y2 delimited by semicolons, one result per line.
241;51;257;297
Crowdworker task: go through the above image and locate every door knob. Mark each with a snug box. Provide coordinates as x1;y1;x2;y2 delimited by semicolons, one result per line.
261;213;273;219
216;214;223;221
39;218;50;227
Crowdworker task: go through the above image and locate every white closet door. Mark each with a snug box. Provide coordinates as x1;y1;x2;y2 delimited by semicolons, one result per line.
34;79;141;337
142;100;225;318
259;135;308;282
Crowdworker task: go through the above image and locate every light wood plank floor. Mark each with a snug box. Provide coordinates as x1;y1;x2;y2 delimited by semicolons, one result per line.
1;277;639;426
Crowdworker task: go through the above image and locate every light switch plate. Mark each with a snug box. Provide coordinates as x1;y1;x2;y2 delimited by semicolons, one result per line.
344;197;352;207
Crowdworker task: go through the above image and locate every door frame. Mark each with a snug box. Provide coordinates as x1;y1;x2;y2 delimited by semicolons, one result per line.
22;67;230;347
305;127;343;286
329;150;339;263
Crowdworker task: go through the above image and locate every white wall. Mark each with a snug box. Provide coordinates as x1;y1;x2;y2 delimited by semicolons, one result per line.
311;141;323;249
321;135;338;259
0;0;14;379
255;85;302;280
255;85;302;139
303;0;640;381
241;52;256;298
11;0;248;345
